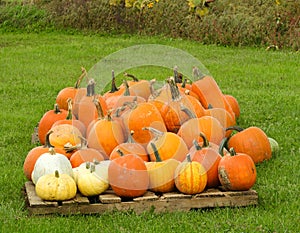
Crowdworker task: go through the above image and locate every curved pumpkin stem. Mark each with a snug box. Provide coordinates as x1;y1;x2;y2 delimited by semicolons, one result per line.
180;103;197;119
93;98;105;120
66;98;73;120
167;77;181;101
199;132;210;148
53;103;62;114
124;72;139;82
142;127;164;138
150;143;162;162
225;126;244;132
44;130;55;148
74;67;87;89
219;137;229;157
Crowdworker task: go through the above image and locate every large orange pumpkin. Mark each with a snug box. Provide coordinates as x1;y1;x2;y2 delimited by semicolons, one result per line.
108;154;149;198
227;126;272;163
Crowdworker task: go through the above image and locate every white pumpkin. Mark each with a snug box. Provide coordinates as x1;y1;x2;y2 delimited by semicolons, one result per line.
77;160;110;196
31;147;73;184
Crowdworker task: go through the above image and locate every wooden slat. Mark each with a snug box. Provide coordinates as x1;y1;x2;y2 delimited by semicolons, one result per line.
23;182;258;216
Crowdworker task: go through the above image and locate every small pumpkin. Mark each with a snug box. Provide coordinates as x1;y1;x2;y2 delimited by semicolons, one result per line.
218;148;257;191
108;154;149;198
77;161;110;196
35;170;77;201
174;154;207;195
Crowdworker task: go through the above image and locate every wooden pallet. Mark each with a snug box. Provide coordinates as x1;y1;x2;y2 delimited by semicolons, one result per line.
23;181;258;215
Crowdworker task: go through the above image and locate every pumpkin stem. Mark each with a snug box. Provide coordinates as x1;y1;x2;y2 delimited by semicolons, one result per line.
86;79;96;97
207;104;214;109
199;132;210;148
85;161;91;169
90;163;96;173
116;149;124;157
126;130;136;143
186;154;192;162
54;103;62;114
123;80;130;96
93;98;105;119
180;103;197;119
150;143;162;162
173;66;182;84
93;158;100;165
167;77;182;101
192;139;202;151
44;130;55;148
192;66;205;80
114;105;127;117
109;70;119;93
225;126;244;132
124;72;139;82
54;170;60;178
219;137;229;157
142;127;164;138
74;67;87;89
148;79;161;100
64;142;80;153
66;98;73;120
48;147;56;155
229;147;236;156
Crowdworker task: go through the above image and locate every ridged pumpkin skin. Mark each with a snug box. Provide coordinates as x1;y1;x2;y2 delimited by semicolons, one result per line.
223;94;240;119
227;126;272;163
174;155;207;195
218;149;257;191
108;154;149;198
35;170;77;201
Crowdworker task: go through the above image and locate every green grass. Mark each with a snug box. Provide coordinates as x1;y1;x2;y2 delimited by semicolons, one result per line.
0;31;299;232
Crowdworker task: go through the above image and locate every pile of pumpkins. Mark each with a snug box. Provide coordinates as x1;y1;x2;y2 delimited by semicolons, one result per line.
23;67;278;201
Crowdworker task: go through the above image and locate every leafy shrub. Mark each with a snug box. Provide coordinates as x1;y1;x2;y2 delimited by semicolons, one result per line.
2;0;299;50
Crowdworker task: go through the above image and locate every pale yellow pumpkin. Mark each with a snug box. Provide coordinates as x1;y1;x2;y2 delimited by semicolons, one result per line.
35;170;77;201
77;161;110;196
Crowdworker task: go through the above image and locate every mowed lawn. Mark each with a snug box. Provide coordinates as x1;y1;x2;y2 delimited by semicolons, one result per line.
0;32;299;232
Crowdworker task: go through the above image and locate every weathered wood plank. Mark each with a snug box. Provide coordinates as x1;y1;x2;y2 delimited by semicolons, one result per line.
24;182;258;216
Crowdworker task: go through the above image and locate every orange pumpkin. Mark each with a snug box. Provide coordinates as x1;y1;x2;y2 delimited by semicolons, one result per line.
191;69;226;109
190;140;222;188
146;127;188;162
177;115;225;149
37;104;68;145
224;94;240;119
174;154;207;195
109;131;149;161
69;137;105;168
87;100;125;158
122;102;166;147
218;148;257;191
108;154;149;198
227;126;272;163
